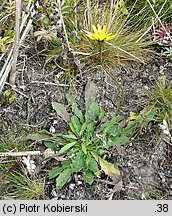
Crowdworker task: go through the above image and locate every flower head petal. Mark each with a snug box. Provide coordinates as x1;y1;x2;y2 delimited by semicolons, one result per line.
102;25;107;34
85;24;116;42
86;33;96;40
92;25;98;34
97;24;102;33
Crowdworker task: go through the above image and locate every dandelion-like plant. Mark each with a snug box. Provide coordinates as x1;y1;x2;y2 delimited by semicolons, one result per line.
84;24;124;142
85;24;116;64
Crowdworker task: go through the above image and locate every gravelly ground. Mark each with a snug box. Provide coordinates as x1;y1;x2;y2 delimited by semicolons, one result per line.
0;49;172;200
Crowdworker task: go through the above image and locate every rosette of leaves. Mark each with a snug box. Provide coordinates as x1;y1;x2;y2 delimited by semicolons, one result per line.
27;81;157;189
47;90;122;189
154;24;172;46
28;81;123;189
48;94;157;189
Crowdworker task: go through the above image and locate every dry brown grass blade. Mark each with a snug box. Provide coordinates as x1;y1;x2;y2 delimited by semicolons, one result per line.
107;0;119;32
136;0;168;43
146;0;164;28
86;0;92;31
105;41;145;64
57;0;71;52
9;0;21;85
0;1;35;93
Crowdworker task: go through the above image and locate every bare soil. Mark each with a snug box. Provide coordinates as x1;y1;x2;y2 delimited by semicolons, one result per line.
0;48;172;200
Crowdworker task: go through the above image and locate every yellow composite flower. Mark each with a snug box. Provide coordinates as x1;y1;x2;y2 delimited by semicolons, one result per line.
85;24;116;42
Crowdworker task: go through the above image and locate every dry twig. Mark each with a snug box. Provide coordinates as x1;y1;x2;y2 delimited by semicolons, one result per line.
0;151;42;157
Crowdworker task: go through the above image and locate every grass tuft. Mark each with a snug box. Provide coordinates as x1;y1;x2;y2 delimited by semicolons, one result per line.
6;172;45;200
148;77;172;129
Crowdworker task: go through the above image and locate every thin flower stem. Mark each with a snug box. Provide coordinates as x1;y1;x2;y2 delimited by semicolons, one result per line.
102;68;124;134
95;66;124;143
99;43;103;65
99;42;104;65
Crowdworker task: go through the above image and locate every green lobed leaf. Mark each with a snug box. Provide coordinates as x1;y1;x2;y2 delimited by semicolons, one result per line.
66;146;79;156
79;122;87;136
108;134;130;146
49;166;64;179
82;170;95;185
52;102;70;123
86;101;100;122
100;115;125;132
70;151;85;172
61;160;71;168
113;115;125;123
86;155;99;174
86;122;96;133
85;81;97;112
70;115;81;136
94;149;108;156
44;140;57;148
4;29;15;38
72;103;84;123
56;169;72;190
66;93;76;105
60;134;77;140
81;143;87;155
69;122;76;136
125;121;137;135
58;142;77;155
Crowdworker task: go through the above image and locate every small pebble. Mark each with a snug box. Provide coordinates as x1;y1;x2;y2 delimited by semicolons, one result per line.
69;183;75;190
78;181;82;185
51;189;58;197
51;197;58;200
141;193;146;200
169;191;172;196
169;183;172;189
129;142;133;147
144;85;149;90
49;125;55;133
78;175;82;180
127;162;131;167
162;178;166;183
53;120;58;125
